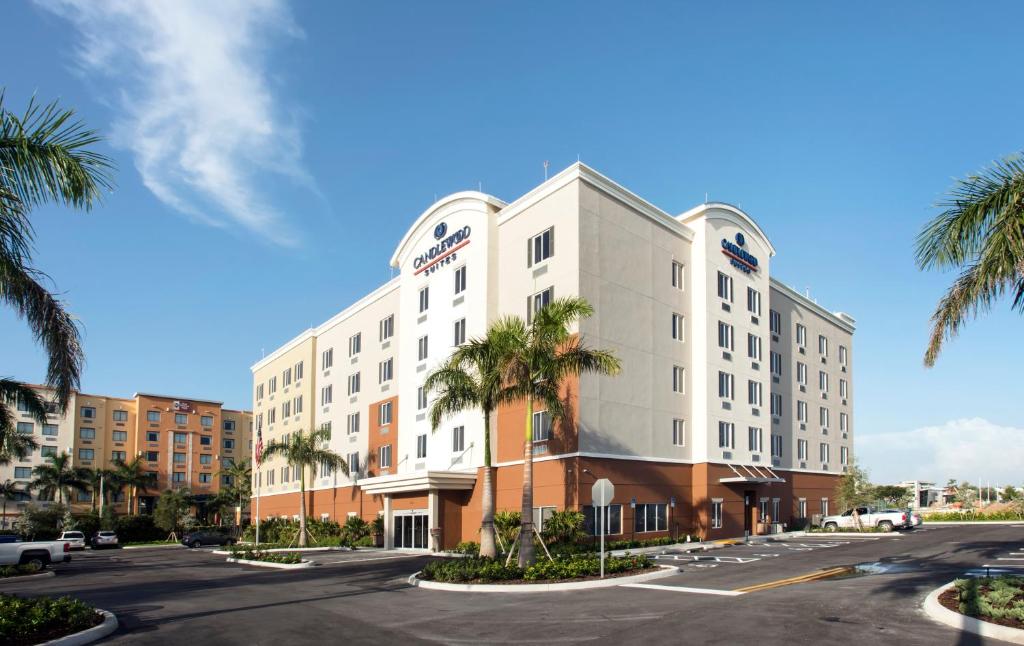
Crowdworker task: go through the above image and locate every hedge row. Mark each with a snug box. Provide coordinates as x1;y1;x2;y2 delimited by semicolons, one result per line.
420;553;653;583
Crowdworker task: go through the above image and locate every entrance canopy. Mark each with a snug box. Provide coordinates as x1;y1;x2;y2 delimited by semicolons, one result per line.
358;470;477;495
719;464;786;484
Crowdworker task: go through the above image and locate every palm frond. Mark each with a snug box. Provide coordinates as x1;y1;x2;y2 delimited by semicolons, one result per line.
0;378;49;425
923;261;1013;366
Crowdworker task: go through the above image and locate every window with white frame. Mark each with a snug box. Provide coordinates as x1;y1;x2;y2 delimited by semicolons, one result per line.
748;380;763;407
797;362;807;385
798;439;808;460
416;434;427;459
748;426;763;452
711;500;723;529
769;310;781;334
583;504;622;535
818;335;828;356
379;358;393;383
379;445;392;468
841;446;849;465
379;401;392;426
771;434;783;457
770;351;782;376
718;421;735;448
819;371;829;393
821;498;829;516
418;335;428;361
634;503;668;533
348;372;360;395
671;313;685;342
379;315;394;341
454;265;467;295
348;452;360;474
527;287;553;323
820;442;830;464
747;333;761;360
747;287;761;316
417;386;428;411
671;261;684;290
295;361;304;381
672;365;685;394
268;377;277;394
717;271;733;302
718;371;734;399
797;400;808;423
717;321;734;350
672;418;685;446
349;333;361;357
798;498;807;518
840;378;848;399
320;461;332;477
256;384;264;401
796;323;806;347
528;227;553;266
268;408;277;424
322;349;333;371
347;412;360;435
419;286;429;313
839;345;848;366
283;367;292;387
320;385;332;406
532;410;551;442
771;392;782;416
820;407;830;428
452;425;465;452
281;401;291;418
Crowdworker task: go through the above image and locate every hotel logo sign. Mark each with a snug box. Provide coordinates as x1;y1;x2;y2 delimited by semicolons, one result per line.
721;232;759;273
414;222;472;276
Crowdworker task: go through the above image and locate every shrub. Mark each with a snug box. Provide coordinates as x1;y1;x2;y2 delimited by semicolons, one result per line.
0;563;42;578
541;510;586;545
71;512;100;539
924;510;1024;521
419;553;652;583
15;504;66;540
241;517;347;545
493;510;521;549
228;548;302;565
451;541;480;555
341;516;370;543
954;576;1024;622
0;594;102;645
114;515;164;543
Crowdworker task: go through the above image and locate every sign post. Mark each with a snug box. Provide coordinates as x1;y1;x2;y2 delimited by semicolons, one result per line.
591;478;615;579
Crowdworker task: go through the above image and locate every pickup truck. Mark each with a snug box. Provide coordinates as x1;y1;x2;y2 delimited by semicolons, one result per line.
821;506;910;532
0;539;72;568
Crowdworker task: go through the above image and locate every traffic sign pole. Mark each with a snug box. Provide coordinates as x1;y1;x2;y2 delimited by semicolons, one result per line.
591;478;614;580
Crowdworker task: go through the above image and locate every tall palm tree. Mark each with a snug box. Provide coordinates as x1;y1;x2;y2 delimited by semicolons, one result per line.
217;458;252;527
425;332;512;559
0;379;43;464
498;297;621;566
84;467;119;513
0;92;113;459
260;426;347;547
0;479;22;530
915;154;1024;366
113;456;157;515
30;451;89;505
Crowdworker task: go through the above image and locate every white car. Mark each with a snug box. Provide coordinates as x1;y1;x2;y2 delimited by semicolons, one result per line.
821;506;910;532
58;531;87;551
91;531;119;549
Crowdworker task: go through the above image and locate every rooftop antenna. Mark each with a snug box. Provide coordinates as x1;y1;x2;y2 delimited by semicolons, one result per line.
543;160;549;180
577;153;581;162
261;348;265;359
704;192;708;204
478;181;482;192
805;287;811;299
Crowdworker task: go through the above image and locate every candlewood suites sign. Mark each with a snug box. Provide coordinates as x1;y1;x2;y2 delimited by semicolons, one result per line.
413;222;472;276
721;232;759;273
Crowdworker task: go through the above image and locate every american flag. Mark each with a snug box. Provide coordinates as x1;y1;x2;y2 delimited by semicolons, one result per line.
255;428;264;467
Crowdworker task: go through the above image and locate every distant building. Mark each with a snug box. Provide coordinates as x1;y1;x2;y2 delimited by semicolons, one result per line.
897;480;946;509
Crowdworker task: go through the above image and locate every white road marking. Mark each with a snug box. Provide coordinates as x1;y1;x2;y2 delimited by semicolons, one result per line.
995;557;1024;560
982;563;1024;568
621;583;745;596
325;554;425;564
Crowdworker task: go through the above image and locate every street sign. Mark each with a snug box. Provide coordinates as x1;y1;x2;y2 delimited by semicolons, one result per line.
592;479;615;506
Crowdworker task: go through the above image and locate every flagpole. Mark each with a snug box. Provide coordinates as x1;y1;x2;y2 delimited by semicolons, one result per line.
255;476;261;547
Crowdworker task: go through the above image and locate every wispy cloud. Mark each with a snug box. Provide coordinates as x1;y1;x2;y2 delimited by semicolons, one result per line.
858;418;1024;486
39;0;309;245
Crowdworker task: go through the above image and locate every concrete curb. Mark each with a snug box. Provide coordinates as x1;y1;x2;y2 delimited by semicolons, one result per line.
40;609;118;646
796;531;903;538
921;521;1024;526
226;557;314;569
228;546;352;553
123;543;183;550
923;580;1024;644
0;570;55;583
408;564;678;593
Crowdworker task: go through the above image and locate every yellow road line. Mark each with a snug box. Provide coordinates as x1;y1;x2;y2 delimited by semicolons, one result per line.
734;566;853;593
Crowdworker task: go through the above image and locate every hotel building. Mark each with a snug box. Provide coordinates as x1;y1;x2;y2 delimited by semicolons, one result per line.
250;163;855;550
1;387;251;525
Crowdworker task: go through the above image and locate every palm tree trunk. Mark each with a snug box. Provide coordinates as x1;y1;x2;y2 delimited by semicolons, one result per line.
480;412;497;559
298;464;308;547
2;500;7;530
518;397;535;567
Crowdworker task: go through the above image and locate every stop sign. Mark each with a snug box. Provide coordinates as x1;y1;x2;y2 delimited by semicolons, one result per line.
591;478;615;506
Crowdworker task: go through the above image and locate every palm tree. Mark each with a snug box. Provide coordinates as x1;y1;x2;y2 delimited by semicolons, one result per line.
498;297;621;566
0;92;113;460
260;426;347;547
0;379;43;464
915;154;1024;366
0;479;22;530
84;467;119;513
217;458;252;527
30;451;89;505
425;332;512;558
113;456;157;515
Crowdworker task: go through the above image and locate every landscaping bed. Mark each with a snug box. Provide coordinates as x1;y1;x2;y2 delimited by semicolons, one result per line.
0;564;45;580
418;553;653;584
0;593;104;646
227;548;304;565
939;576;1024;630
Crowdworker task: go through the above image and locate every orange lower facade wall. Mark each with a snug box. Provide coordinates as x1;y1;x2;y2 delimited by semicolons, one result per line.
252;458;841;549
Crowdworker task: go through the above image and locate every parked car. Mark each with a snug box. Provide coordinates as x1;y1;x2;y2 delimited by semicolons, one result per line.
821;506;911;532
181;530;235;548
0;540;71;568
58;531;87;551
91;531;119;549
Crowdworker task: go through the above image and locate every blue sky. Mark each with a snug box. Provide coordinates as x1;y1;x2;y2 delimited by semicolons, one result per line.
3;1;1023;485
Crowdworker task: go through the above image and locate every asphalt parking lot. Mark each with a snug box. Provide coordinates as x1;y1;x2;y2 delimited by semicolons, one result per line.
3;524;1022;645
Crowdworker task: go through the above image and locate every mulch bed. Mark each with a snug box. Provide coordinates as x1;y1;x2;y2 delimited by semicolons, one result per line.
6;612;104;646
939;587;1024;631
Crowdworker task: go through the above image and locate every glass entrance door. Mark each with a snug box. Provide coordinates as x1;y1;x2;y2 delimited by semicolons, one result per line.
393;512;428;549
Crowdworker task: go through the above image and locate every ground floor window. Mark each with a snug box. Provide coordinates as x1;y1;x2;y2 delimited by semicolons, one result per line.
772;498;780;522
820;498;829;516
532;506;555;532
758;498;768;521
711;499;723;529
634;503;667;533
583;505;623;536
798;498;807;518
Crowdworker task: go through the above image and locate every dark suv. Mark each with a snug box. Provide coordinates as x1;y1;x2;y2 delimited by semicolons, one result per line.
181;530;236;548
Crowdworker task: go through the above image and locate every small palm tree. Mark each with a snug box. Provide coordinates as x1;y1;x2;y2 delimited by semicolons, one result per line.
915;154;1024;366
260;426;347;547
0;479;22;530
113;456;157;515
217;459;252;527
425;331;512;559
0;379;44;464
0;92;114;460
498;297;621;566
30;451;89;505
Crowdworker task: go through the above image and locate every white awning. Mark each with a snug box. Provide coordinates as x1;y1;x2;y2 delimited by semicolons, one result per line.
358;470;477;495
719;463;786;484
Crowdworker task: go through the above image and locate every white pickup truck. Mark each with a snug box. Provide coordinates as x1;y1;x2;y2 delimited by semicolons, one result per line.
0;539;72;568
821;506;910;532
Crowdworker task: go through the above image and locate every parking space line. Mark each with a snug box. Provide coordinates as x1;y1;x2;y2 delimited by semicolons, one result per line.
621;583;745;596
995;557;1024;560
325;554;425;564
982;563;1024;568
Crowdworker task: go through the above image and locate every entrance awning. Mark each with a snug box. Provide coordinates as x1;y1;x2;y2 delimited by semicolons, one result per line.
719;463;786;484
358;470;477;495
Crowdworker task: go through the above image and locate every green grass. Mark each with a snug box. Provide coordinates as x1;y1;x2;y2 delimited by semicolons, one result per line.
0;594;103;646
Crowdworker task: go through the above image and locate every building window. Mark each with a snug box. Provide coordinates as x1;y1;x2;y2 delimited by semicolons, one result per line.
380;315;395;342
769;310;781;334
711;500;723;529
14;467;32;479
269;376;277;394
771;393;782;416
295;361;304;381
839;345;848;366
379;401;392;426
201;415;213;428
283;400;292;418
81;406;95;419
294;395;303;415
79;427;95;440
417;386;427;411
224;439;235;449
112;430;128;442
349;333;361;357
672;366;685;394
418;335;429;361
798;498;807;518
200;454;212;465
818;335;829;357
748;426;763;452
770;351;782;376
416;434;427;459
821;498;829;516
583;504;623;536
199;473;212;483
671;261;684;290
747;334;762;361
256;384;264;401
671;313;685;342
379;358;394;383
41;446;57;458
798;439;808;461
345;372;359;396
347;412;360;435
79;448;95;461
283;367;292;387
841;446;849;465
797;400;808;423
224;419;236;431
144;410;159;424
718;421;735;448
268;408;276;424
200;435;212;446
452;425;465;452
771;434;783;458
379;445;392;468
453;319;466;346
717;321;734;350
672;419;685;447
321;385;333;406
17;422;34;435
840;379;848;399
175;413;188;425
454;265;467;294
419;286;430;313
717;271;733;302
820;407;830;428
16;398;29;412
322;348;334;370
528;227;553;267
840;412;848;432
718;371;734;400
634;503;667;533
797;362;807;386
820;443;830;464
532;410;551;442
42;424;58;436
173;452;186;464
527;287;553;323
819;371;829;393
112;410;128;422
796;323;806;347
77;490;92;502
146;431;159;442
747;287;761;316
348;452;360;474
748;380;762;407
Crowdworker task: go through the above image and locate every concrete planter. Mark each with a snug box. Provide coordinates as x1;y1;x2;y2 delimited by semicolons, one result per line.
39;609;118;646
225;557;314;569
923;581;1024;645
409;564;678;593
